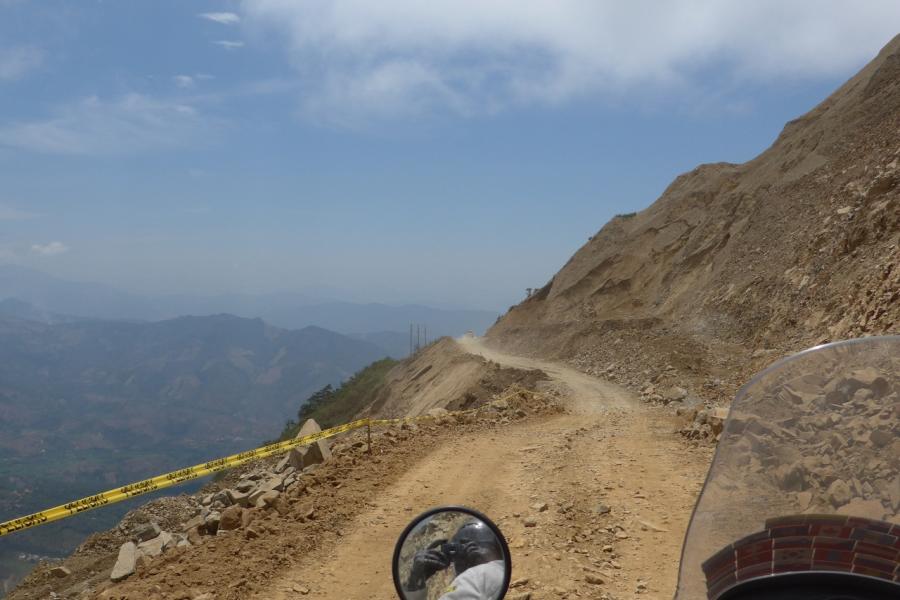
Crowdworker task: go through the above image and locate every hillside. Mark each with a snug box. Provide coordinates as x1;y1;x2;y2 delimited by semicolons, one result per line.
359;337;548;418
489;34;900;405
0;314;387;589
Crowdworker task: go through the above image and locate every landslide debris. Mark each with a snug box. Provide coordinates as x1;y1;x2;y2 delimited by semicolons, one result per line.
8;388;558;600
488;35;900;439
362;337;548;418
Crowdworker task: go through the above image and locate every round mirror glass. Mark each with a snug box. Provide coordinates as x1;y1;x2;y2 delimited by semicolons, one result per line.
393;506;511;600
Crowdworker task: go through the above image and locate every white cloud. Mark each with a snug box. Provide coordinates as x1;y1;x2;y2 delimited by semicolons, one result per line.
174;75;195;88
213;40;245;50
199;12;241;25
0;204;39;220
0;94;214;155
241;0;900;120
0;45;42;81
31;241;68;256
173;74;215;88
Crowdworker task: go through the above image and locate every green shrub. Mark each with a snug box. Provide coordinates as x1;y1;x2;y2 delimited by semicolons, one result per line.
276;357;398;439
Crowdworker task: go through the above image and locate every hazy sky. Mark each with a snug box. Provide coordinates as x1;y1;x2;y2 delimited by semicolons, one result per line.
1;1;898;310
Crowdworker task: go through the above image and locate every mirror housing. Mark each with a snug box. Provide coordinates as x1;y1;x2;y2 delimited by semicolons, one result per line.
392;506;511;600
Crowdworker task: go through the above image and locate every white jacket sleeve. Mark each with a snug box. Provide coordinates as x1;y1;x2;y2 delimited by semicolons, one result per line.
437;560;505;600
404;588;428;600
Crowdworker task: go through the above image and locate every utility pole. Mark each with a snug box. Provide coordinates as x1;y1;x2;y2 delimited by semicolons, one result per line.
416;324;421;352
424;325;427;347
409;323;413;356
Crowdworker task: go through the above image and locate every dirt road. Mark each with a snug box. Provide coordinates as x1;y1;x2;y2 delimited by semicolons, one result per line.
258;338;711;600
456;335;633;413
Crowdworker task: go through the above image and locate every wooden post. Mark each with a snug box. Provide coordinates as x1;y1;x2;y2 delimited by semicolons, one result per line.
367;421;372;455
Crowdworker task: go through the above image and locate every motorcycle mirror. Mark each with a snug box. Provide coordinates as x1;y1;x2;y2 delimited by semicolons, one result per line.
392;506;512;600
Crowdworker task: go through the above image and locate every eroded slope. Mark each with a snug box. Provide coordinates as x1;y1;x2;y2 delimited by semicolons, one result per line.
490;34;900;405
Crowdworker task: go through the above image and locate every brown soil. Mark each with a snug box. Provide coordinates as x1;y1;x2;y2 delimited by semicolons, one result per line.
362;337;548;418
251;339;711;600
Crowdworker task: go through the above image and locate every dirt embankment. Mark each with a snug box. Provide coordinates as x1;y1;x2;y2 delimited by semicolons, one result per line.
488;35;900;422
361;337;548;418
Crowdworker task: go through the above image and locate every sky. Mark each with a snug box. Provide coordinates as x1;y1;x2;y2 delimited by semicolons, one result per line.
0;1;898;311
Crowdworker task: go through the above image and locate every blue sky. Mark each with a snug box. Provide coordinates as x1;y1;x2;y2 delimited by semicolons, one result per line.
1;1;898;310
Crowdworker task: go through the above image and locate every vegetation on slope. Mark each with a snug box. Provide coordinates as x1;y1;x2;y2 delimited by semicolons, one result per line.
278;357;398;436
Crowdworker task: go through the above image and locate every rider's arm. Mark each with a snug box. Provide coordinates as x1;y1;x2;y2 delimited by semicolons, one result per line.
437;561;505;600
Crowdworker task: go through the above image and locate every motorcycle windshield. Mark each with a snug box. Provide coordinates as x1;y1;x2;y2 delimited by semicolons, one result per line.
674;336;900;600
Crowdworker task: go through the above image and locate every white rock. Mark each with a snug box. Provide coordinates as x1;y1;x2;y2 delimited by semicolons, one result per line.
137;531;174;557
110;542;139;582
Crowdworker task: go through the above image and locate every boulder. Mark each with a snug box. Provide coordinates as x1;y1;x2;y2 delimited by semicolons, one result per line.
234;480;255;493
708;407;729;437
826;479;852;507
186;526;203;546
203;510;221;534
183;515;204;531
775;462;807;492
227;489;253;507
846;368;889;397
137;531;173;557
49;566;71;578
132;522;161;543
219;504;244;531
212;489;232;507
491;399;509;411
289;419;333;470
110;542;139;582
288;447;306;471
663;387;688;403
255;490;281;509
275;454;291;474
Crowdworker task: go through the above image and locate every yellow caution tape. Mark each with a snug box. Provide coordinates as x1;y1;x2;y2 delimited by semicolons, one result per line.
0;400;498;537
0;418;369;537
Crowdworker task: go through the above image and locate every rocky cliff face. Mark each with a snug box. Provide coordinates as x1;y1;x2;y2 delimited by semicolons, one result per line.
489;35;900;407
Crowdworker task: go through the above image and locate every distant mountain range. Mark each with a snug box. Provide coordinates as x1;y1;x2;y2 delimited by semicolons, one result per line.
0;312;387;570
0;267;495;582
0;266;498;343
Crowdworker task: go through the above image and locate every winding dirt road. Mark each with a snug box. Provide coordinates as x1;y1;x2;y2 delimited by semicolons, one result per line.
257;338;711;600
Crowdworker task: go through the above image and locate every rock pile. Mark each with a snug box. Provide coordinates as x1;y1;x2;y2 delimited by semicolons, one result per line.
108;419;332;584
99;397;555;586
9;386;564;599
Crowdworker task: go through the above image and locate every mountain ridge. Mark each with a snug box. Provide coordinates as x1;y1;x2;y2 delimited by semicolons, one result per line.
0;266;498;338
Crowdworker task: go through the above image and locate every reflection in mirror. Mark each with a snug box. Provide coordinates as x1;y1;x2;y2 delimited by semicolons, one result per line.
393;507;511;600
